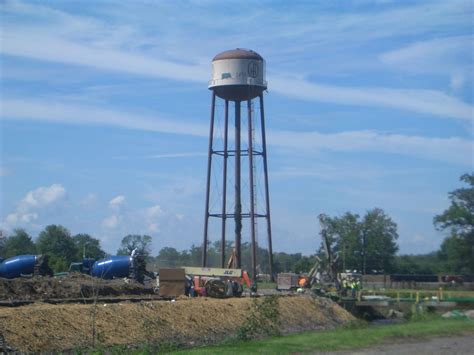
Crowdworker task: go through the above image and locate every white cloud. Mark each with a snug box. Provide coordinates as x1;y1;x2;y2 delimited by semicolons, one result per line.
0;30;208;83
109;195;125;208
80;193;98;206
1;2;472;121
102;215;119;229
269;129;473;166
148;223;159;233
145;205;162;232
146;205;163;218
4;212;38;226
379;36;472;74
1;184;66;230
1;98;471;166
270;77;473;122
450;72;467;91
1;99;208;137
19;184;66;211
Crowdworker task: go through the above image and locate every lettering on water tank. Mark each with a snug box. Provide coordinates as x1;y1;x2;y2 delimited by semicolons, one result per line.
248;61;258;78
221;73;231;79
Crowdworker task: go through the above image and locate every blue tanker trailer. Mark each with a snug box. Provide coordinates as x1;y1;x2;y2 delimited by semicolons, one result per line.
0;255;53;279
91;253;155;283
91;255;133;279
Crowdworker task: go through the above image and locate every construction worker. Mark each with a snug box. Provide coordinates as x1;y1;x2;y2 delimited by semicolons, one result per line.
341;278;349;297
298;277;307;288
350;281;356;298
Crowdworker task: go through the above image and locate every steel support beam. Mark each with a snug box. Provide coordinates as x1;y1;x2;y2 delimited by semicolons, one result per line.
247;99;257;288
259;94;274;280
220;100;229;268
202;92;216;267
234;101;242;268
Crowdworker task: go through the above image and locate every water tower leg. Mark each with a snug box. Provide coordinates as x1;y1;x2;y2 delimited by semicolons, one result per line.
220;100;229;268
202;92;216;267
234;100;242;268
259;94;274;281
247;99;257;290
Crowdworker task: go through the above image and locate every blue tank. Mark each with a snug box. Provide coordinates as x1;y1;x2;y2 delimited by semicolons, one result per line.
82;258;96;274
0;255;37;279
91;256;132;279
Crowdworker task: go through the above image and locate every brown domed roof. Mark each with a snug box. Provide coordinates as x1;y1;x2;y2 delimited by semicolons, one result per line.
213;48;263;61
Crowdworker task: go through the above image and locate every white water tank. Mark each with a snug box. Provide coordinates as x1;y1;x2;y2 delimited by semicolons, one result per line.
208;48;267;101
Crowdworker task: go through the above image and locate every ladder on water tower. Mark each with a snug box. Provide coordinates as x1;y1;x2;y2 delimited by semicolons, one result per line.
250;101;258;249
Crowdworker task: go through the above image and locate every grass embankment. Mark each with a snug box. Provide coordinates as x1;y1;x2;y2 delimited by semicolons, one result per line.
174;316;474;354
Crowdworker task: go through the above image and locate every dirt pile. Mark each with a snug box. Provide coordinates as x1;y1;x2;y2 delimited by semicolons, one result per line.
0;273;155;301
0;295;354;352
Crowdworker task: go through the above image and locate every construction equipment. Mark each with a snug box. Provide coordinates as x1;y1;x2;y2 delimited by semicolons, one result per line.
0;255;53;279
91;251;155;283
184;266;251;298
276;273;300;290
276;228;343;294
69;258;95;274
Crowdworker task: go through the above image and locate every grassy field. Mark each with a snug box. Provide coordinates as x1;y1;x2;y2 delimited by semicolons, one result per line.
173;316;474;354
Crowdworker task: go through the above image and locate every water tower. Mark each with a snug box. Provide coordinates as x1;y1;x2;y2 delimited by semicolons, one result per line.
202;49;274;285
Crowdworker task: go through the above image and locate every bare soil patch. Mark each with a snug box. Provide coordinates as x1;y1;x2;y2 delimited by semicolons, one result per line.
0;295;354;352
0;273;154;301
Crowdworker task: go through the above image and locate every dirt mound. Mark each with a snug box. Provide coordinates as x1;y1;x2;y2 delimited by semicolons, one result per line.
0;295;354;352
0;273;155;301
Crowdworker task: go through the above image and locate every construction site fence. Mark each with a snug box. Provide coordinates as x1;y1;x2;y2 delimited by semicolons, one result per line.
361;274;474;290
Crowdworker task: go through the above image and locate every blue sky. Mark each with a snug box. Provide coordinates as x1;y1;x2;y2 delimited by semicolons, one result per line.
0;0;472;256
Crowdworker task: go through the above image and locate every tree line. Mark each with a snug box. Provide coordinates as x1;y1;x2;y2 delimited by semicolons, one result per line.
1;173;472;275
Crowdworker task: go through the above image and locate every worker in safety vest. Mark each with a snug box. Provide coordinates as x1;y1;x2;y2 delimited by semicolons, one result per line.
351;280;360;298
350;281;356;298
341;278;350;296
298;277;307;288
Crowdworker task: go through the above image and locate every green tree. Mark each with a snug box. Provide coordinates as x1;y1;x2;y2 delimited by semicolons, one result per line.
318;208;399;274
362;208;399;273
272;251;304;273
2;228;36;258
0;230;6;258
156;247;182;267
434;173;474;273
187;244;203;266
37;225;77;272
117;234;152;256
72;234;105;260
293;256;316;274
394;253;441;274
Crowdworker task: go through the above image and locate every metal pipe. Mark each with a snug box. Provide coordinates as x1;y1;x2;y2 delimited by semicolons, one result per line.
247;99;257;288
202;92;216;267
234;100;242;268
259;94;274;280
220;100;229;268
